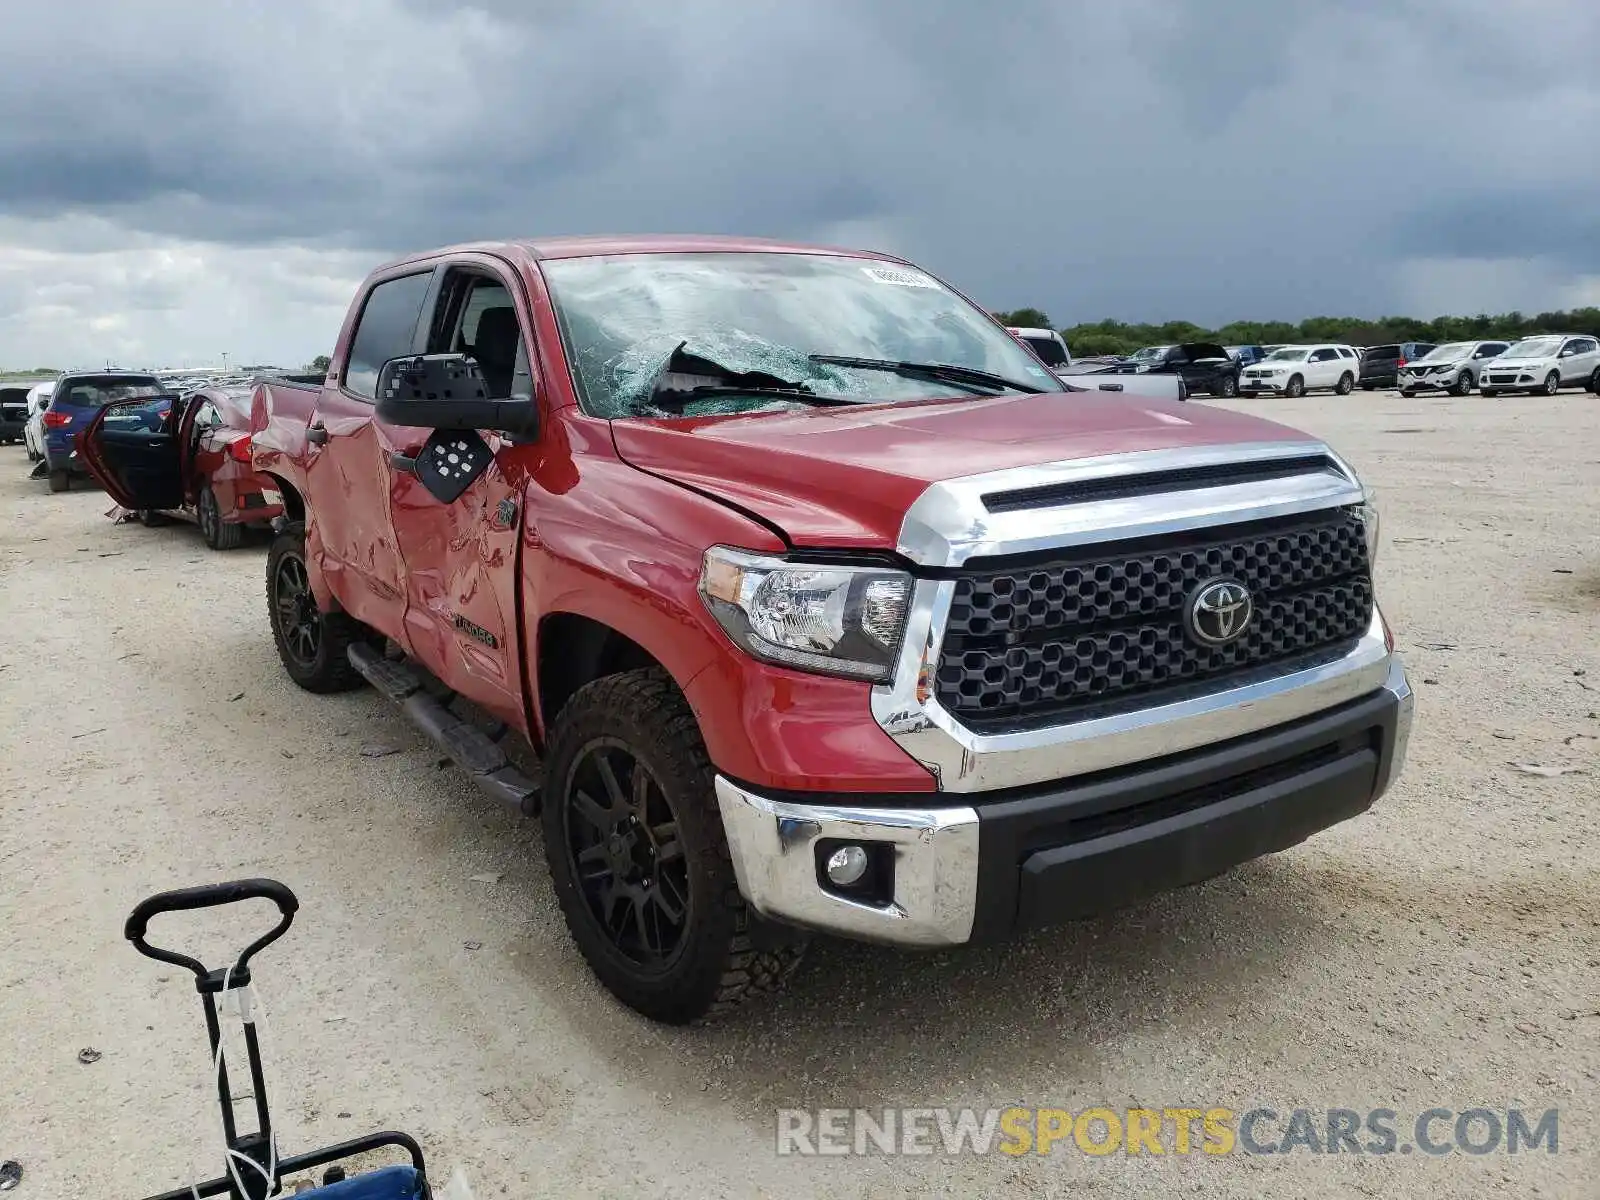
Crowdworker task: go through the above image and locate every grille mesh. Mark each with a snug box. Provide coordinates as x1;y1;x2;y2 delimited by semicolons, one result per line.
936;508;1373;731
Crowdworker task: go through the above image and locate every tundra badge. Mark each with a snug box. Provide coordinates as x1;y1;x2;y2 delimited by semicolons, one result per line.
453;614;499;649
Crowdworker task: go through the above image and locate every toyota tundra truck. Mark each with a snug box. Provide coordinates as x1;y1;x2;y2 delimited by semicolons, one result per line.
85;236;1414;1023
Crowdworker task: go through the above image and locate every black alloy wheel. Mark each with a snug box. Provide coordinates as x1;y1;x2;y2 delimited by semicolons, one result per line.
199;485;220;544
273;552;321;667
562;739;692;972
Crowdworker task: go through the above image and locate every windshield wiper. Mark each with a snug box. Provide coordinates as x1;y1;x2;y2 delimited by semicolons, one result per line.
810;354;1044;395
649;384;862;412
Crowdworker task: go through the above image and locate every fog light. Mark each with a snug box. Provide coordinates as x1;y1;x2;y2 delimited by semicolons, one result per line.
825;844;869;887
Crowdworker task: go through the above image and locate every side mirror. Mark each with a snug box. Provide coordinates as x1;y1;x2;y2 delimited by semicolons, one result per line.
374;353;537;437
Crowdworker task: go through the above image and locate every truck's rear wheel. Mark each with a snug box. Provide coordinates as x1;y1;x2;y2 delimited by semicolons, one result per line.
542;668;805;1024
266;522;370;693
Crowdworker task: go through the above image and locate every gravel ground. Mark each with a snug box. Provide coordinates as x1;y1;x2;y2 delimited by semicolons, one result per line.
1;391;1596;1199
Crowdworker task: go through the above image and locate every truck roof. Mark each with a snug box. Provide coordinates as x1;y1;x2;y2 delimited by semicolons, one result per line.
373;234;899;273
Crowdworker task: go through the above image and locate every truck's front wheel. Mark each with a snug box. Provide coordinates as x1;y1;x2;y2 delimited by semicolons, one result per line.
266;523;371;693
542;668;805;1023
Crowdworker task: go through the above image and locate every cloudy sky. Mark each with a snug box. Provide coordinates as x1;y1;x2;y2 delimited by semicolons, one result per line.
3;0;1598;369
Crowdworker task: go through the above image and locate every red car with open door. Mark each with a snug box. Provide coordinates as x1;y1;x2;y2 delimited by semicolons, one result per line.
78;385;286;550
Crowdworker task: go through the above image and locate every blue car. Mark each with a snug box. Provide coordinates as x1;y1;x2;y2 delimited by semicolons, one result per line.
1227;344;1269;369
38;372;169;493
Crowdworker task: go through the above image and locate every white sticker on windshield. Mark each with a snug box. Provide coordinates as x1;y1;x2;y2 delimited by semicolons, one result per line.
862;266;939;289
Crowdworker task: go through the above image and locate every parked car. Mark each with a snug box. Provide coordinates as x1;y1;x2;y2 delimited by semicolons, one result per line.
1055;359;1187;401
1478;334;1600;397
22;383;54;461
1005;327;1072;369
1395;340;1512;396
37;373;169;492
93;235;1411;1024
79;385;287;548
1111;341;1241;397
1;383;45;445
1357;342;1437;391
1226;345;1269;369
1239;344;1360;397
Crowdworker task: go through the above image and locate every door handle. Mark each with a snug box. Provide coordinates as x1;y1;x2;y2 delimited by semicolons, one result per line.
306;423;328;445
389;451;417;473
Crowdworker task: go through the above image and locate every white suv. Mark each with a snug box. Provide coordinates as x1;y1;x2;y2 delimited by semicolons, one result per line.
1238;344;1360;397
1479;334;1600;396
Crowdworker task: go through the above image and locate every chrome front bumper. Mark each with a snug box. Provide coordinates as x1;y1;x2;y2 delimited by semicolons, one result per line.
714;783;980;946
719;656;1415;946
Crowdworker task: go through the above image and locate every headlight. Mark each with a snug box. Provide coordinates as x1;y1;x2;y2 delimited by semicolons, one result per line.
1430;363;1457;373
698;547;911;682
1355;497;1380;563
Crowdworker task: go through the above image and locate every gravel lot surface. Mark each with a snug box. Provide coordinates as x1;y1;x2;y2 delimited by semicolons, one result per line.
1;391;1596;1199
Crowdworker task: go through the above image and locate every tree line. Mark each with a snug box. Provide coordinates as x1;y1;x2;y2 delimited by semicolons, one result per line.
991;307;1600;359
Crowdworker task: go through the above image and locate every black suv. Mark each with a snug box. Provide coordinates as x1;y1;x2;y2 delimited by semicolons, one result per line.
1115;342;1241;397
1358;342;1437;390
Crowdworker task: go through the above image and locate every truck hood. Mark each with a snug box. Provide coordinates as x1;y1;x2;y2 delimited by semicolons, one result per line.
610;393;1312;550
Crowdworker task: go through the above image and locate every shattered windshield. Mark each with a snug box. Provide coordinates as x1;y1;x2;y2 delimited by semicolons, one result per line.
539;252;1062;418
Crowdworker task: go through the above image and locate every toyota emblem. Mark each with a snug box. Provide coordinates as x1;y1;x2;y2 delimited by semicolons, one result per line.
1185;578;1254;647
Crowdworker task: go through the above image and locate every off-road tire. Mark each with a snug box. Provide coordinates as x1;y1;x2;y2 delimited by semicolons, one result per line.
266;521;371;693
200;482;244;550
1336;372;1355;395
47;469;69;493
542;667;807;1024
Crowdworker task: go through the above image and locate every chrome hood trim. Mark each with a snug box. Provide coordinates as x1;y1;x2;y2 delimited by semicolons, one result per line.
897;440;1364;569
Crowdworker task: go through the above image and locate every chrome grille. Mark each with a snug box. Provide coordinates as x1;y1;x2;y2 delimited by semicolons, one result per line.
935;507;1373;732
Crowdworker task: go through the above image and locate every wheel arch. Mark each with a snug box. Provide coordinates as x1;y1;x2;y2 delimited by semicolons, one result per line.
536;612;680;744
262;471;306;522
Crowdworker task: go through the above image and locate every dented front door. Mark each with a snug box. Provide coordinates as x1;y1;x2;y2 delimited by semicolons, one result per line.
388;429;526;730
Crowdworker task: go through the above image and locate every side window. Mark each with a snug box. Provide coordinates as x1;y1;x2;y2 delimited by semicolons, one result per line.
343;272;433;399
426;270;529;399
1574;338;1597;355
1338;347;1355;359
1310;348;1333;362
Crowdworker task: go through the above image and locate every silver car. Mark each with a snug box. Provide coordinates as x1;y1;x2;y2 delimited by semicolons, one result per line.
1396;340;1512;396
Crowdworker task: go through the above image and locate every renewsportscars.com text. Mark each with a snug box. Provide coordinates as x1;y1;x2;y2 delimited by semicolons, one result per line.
775;1106;1559;1158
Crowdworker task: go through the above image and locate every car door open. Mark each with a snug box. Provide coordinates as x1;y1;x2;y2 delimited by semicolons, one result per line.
78;396;187;511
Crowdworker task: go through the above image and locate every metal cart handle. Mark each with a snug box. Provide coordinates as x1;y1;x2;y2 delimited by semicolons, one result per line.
125;878;299;985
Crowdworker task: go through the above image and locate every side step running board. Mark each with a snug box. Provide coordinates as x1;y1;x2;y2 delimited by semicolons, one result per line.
347;642;540;817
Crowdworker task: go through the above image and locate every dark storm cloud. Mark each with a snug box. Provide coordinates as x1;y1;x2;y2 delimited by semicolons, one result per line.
4;0;1600;326
1392;192;1600;273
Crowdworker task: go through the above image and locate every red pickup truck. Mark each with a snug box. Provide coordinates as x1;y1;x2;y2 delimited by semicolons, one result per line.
88;236;1415;1023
